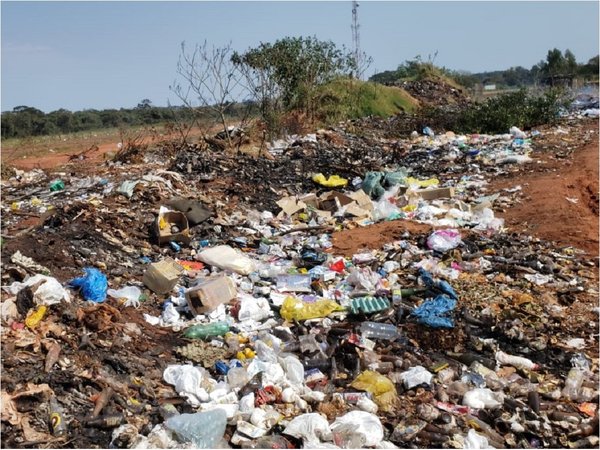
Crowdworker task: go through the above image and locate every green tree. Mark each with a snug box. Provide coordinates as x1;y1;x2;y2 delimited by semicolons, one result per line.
564;49;577;76
233;36;353;121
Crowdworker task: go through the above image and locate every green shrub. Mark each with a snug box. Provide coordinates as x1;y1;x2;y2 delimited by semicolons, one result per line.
438;88;568;134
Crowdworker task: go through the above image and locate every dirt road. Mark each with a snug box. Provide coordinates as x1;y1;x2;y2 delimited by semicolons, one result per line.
490;121;599;256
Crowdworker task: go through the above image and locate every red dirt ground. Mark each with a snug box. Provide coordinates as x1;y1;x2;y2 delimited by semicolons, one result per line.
490;121;599;256
332;219;432;257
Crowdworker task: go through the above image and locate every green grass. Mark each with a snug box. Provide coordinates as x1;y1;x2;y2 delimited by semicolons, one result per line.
316;78;419;123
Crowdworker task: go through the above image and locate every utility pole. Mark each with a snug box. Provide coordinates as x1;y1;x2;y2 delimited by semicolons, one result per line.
351;0;362;79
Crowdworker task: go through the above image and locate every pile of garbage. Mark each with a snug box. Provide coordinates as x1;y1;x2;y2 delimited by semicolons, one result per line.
1;115;598;449
394;78;471;108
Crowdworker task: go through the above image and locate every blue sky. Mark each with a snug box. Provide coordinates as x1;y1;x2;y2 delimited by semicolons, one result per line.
2;1;598;112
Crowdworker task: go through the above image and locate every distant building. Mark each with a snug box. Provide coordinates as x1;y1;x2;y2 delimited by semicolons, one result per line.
483;84;496;91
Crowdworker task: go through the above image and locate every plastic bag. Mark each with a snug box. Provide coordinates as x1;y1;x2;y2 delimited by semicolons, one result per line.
427;229;462;252
283;413;332;445
312;173;348;188
69;268;107;302
464;429;492;449
346;267;381;291
412;294;457;328
400;366;433;389
462;388;503;409
362;172;385;199
166;409;227;448
238;294;272;322
418;268;458;299
280;355;305;386
331;411;383;447
509;126;526;139
107;286;141;307
5;274;70;306
351;371;398;412
280;296;344;322
163;365;211;407
197;245;256;275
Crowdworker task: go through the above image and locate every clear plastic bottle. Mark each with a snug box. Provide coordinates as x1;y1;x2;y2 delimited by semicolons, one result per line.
360;321;399;340
562;354;590;401
183;321;229;339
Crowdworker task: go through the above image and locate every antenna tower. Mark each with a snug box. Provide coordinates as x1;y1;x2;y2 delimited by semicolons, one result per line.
351;1;362;79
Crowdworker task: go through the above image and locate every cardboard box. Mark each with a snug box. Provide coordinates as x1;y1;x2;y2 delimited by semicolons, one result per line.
185;275;237;316
156;211;191;245
143;257;184;294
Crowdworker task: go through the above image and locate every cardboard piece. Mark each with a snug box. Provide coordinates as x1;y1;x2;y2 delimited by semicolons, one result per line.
143;257;184;294
185;275;237;316
276;197;307;217
415;187;455;201
277;190;374;220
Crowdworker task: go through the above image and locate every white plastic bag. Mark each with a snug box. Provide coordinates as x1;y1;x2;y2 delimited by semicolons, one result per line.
163;365;210;407
238;294;272;322
107;286;142;307
197;245;256;275
400;366;433;389
283;413;332;444
331;411;384;447
357;396;379;414
509;126;526;139
464;429;492;449
5;274;70;305
462;388;503;409
280;355;305;386
427;229;462;252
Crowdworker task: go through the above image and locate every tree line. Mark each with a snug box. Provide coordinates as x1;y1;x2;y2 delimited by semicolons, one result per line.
0;101;197;140
370;49;599;89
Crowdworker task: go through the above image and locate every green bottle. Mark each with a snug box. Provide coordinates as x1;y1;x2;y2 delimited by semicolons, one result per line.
183;321;230;339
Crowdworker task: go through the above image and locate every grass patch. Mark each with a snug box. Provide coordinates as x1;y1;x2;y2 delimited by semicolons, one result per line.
316;77;419;123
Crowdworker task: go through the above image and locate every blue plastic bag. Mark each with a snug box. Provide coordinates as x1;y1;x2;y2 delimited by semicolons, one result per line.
70;268;107;302
412;294;457;328
418;268;458;300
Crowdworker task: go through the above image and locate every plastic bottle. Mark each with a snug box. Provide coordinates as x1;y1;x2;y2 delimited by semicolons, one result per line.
360;322;399;340
562;354;590;401
495;350;538;370
166;409;227;448
183;321;230;339
447;351;496;370
562;368;586;400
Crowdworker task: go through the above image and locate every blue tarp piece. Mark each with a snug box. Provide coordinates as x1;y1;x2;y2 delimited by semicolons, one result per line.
412;294;457;328
70;268;107;302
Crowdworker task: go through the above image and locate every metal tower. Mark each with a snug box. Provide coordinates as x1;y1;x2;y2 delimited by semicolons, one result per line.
351;1;362;79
